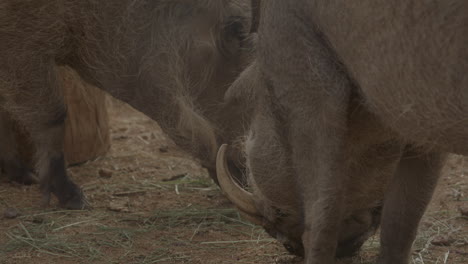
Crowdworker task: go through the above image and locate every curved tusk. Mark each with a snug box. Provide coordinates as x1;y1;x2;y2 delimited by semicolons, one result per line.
216;144;260;217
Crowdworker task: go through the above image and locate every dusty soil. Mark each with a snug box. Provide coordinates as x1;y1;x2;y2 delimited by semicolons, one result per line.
0;99;466;264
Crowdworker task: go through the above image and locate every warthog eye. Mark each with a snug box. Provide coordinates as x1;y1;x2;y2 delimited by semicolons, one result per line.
283;243;294;253
217;16;247;57
224;16;246;41
274;207;289;218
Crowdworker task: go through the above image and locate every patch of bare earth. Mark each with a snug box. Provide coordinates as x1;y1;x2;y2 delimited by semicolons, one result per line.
1;99;466;264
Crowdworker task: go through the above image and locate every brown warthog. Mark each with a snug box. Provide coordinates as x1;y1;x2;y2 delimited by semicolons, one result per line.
0;0;252;209
218;1;468;263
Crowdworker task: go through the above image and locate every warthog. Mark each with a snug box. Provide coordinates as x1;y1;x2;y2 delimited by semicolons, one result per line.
0;0;252;209
218;1;467;263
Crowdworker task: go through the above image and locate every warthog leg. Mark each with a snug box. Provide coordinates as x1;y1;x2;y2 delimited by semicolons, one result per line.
0;59;86;209
377;148;445;264
0;111;37;184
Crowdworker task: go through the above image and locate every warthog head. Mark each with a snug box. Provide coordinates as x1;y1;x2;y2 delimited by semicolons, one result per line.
216;142;383;258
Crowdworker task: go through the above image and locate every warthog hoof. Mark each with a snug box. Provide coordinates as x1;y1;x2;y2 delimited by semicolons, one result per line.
41;182;88;210
41;155;89;210
55;183;88;210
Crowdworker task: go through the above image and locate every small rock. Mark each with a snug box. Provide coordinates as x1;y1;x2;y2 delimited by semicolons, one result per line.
32;217;44;224
459;205;468;217
162;173;186;182
431;235;455;246
108;199;129;212
141;135;149;140
3;207;19;219
172;242;186;247
159;146;169;153
98;169;113;179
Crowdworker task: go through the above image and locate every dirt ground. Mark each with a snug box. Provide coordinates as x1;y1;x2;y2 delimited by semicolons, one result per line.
0;99;466;264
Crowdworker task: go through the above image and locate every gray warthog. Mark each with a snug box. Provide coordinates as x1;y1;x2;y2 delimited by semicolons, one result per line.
0;0;252;209
217;1;467;263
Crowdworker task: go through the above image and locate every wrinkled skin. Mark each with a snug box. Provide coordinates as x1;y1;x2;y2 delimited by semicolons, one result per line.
0;0;252;209
222;1;467;263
